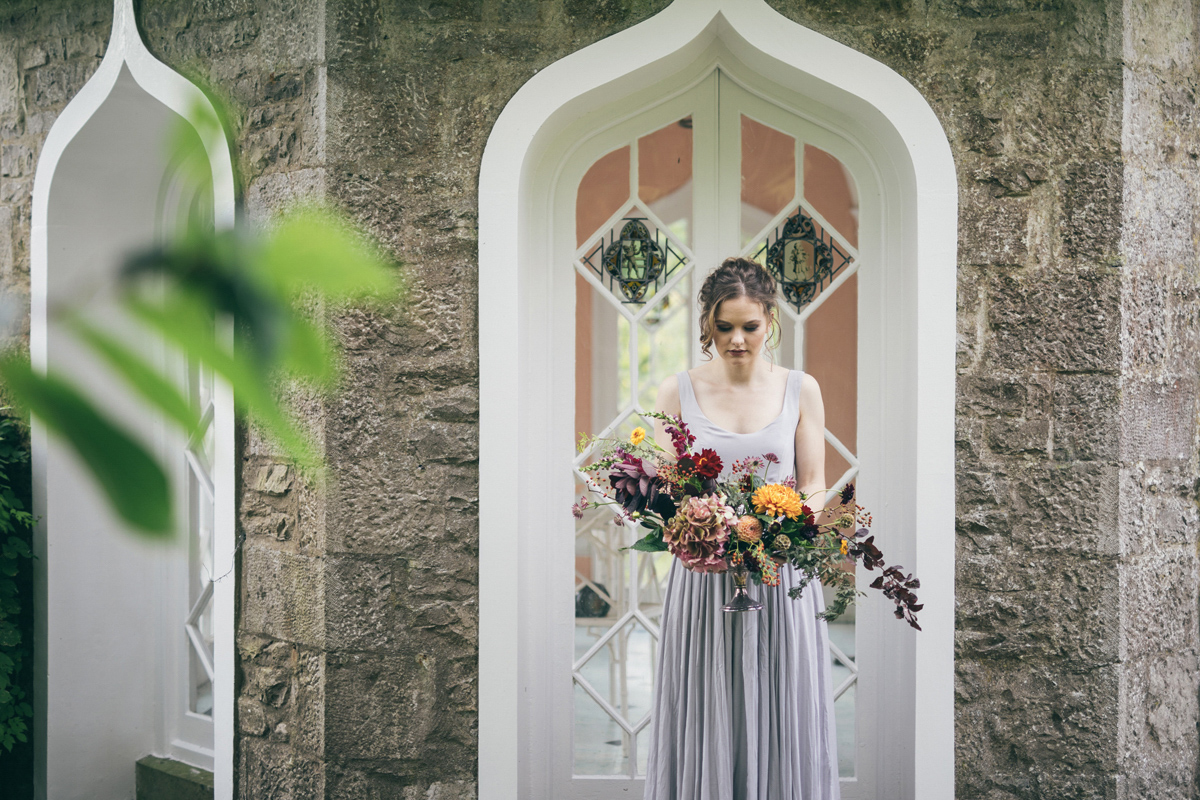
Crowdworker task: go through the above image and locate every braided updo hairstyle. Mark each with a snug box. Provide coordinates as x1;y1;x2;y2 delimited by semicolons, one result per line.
697;257;780;359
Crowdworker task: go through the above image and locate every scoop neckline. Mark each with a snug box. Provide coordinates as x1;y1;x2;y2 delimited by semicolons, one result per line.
682;369;794;437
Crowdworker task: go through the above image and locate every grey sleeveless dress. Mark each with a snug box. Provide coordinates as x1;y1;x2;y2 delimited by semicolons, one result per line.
643;369;841;800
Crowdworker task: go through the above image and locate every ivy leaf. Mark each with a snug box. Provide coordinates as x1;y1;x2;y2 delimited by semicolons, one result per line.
630;532;669;552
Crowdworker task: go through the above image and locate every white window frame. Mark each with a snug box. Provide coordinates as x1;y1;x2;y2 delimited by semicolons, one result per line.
30;1;235;797
478;1;957;798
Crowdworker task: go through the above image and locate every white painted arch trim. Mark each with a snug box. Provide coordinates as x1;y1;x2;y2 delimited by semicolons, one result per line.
30;1;235;798
479;0;956;797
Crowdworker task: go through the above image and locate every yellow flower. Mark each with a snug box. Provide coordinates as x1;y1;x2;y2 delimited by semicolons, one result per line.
840;538;849;556
630;426;646;446
752;483;805;519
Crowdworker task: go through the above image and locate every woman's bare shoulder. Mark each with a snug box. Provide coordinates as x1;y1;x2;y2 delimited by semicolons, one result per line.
655;374;681;415
797;371;824;415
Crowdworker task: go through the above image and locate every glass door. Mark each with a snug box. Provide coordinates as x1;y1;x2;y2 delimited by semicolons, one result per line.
565;68;865;797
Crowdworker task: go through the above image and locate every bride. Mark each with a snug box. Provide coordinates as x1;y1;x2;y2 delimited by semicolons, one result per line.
642;256;840;800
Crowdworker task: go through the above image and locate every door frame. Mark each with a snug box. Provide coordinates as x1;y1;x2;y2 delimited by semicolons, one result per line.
478;2;957;798
30;1;236;796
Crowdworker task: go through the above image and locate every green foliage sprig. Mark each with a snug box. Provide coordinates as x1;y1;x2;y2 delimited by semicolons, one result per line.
0;415;33;752
0;93;403;539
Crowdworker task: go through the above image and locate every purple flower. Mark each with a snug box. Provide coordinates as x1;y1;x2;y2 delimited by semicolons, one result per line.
572;496;590;520
763;452;779;464
610;453;661;513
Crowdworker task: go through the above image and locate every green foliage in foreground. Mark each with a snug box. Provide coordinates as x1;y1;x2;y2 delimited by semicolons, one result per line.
0;416;33;751
0;95;402;539
0;203;402;539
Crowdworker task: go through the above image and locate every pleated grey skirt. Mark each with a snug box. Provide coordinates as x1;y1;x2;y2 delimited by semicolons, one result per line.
643;558;841;800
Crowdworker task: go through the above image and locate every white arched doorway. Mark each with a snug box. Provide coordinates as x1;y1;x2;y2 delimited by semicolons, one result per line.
30;1;236;798
478;2;956;798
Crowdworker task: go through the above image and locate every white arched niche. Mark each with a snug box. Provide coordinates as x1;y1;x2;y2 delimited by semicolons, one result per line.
30;1;235;798
478;1;957;798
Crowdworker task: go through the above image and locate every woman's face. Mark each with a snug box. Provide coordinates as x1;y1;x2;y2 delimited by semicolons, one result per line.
713;295;770;363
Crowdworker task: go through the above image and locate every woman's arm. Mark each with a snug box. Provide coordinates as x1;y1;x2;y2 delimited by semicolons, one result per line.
652;375;682;455
794;373;828;516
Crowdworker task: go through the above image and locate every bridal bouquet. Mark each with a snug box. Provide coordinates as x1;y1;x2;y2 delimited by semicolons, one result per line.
574;412;922;629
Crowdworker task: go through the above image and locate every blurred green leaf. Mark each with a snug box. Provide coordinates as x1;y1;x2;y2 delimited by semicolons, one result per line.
257;205;399;301
127;291;320;471
0;357;172;537
278;315;336;386
69;317;200;435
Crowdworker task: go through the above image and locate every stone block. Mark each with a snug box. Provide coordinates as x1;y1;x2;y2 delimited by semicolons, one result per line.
1059;160;1123;263
18;45;47;71
959;373;1052;419
956;552;1118;664
326;769;478;800
29;60;97;107
968;65;1120;163
1120;268;1172;372
1117;651;1200;800
959;180;1030;266
241;545;325;646
985;417;1050;456
1;144;34;178
1051;373;1118;461
325;650;476;765
1124;0;1195;70
237;738;325;800
1120;549;1199;657
935;0;1057;18
254;463;294;496
1119;375;1198;462
246;167;328;227
955;467;1013;544
1122;165;1196;272
986;266;1119;372
135;755;213;800
1117;462;1200;557
389;0;485;22
0;205;12;280
955;660;1119;794
325;555;396;650
957;265;987;372
238;696;268;736
768;0;912;26
237;636;325;756
0;43;16;119
1122;67;1200;165
1009;460;1119;556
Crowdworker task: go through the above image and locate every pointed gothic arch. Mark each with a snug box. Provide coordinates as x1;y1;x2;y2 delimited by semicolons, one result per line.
30;2;236;798
479;2;957;798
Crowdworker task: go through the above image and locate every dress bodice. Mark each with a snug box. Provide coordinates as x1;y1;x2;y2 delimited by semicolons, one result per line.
675;369;802;484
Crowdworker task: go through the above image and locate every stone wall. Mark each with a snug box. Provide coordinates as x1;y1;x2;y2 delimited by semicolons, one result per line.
137;1;332;797
0;0;331;796
1;0;1198;799
1119;0;1200;797
779;2;1130;797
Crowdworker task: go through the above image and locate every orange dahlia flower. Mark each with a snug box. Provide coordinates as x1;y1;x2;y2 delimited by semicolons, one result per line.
735;515;763;543
752;483;805;519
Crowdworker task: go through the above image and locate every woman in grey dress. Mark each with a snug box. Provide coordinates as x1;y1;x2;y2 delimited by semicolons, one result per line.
643;258;841;800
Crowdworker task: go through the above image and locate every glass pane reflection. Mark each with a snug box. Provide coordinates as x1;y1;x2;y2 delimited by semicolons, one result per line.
741;115;796;247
